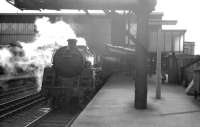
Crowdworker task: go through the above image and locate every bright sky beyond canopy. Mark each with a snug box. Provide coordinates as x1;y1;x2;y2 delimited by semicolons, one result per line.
0;0;200;54
156;0;200;54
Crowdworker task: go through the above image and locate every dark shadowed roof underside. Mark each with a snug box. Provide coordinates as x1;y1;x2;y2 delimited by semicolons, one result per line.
7;0;156;12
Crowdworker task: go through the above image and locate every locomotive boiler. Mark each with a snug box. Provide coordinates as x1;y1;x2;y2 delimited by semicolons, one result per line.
42;39;96;111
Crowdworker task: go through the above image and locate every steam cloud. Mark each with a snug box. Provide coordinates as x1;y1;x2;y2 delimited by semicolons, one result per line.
0;17;91;91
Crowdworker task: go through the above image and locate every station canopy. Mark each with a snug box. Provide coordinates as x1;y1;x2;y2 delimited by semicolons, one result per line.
7;0;156;12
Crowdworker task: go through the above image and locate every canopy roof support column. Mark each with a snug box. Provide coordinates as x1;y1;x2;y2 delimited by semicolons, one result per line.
134;0;156;109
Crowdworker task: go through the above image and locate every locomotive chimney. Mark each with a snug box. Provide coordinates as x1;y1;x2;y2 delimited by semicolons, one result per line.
67;39;77;49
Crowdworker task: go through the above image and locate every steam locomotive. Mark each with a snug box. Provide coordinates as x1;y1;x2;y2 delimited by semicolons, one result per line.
41;39;97;111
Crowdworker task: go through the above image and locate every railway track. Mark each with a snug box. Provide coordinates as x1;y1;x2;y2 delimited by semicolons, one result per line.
0;88;93;127
0;105;78;127
0;91;46;119
0;98;80;127
0;84;37;99
0;100;51;127
25;110;78;127
0;86;80;127
0;85;39;104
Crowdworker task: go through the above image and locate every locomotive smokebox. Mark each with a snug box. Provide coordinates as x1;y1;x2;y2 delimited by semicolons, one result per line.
53;39;85;77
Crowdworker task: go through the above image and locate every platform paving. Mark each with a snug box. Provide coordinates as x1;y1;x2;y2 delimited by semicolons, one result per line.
71;73;200;127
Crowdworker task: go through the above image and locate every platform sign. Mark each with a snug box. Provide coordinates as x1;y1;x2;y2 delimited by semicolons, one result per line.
149;20;177;25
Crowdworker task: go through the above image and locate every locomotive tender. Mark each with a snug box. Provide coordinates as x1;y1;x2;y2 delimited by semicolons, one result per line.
42;39;97;110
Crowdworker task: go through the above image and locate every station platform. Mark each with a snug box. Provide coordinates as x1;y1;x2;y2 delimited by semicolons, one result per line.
71;73;200;127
